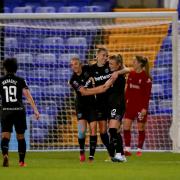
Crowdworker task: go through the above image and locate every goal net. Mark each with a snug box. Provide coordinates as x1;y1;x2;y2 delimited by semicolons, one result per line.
0;12;178;152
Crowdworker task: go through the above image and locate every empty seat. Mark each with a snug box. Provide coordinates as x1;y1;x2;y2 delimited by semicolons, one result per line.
41;37;64;53
4;7;11;13
36;53;56;64
148;100;157;114
28;85;42;98
158;99;172;114
161;36;172;51
151;67;172;83
151;84;164;99
80;5;104;12
58;53;79;64
35;6;56;13
15;53;34;64
13;6;33;13
16;69;27;77
5;37;18;49
67;37;87;46
59;6;80;13
154;51;172;67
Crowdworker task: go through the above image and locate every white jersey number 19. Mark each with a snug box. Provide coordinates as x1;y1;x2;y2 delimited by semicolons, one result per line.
3;86;17;102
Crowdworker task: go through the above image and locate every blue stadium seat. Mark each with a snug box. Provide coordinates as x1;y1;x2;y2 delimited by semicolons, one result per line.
26;68;51;86
151;67;172;83
4;7;11;13
66;0;91;6
154;51;172;67
35;6;56;13
23;37;42;50
15;53;34;64
59;6;80;13
158;99;172;114
16;69;27;77
28;85;42;99
80;5;104;12
163;83;172;99
52;68;72;82
161;36;172;51
38;100;58;116
13;6;33;13
31;128;47;143
41;37;65;53
43;0;67;9
66;37;87;55
148;100;157;114
5;37;18;49
24;3;42;12
58;53;79;64
36;53;56;64
151;84;164;99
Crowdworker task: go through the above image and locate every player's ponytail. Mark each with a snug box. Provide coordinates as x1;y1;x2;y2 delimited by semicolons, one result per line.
109;54;123;69
136;56;152;79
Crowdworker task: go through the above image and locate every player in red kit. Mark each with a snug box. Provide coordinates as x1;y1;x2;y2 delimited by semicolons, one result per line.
123;56;152;157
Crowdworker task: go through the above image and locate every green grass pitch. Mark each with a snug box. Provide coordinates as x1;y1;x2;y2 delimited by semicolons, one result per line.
0;152;180;180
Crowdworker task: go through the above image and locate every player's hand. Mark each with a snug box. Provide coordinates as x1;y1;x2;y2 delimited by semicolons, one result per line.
34;110;40;120
138;109;147;121
111;71;119;81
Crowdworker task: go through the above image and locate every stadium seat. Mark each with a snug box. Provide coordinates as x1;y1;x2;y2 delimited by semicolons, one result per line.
59;6;80;13
35;6;56;13
151;67;172;83
16;69;27;77
66;37;87;54
5;37;18;49
13;6;33;13
4;7;11;13
154;51;172;67
158;99;172;114
80;5;104;12
163;83;172;99
52;69;72;82
15;53;34;64
24;37;42;50
58;53;79;64
28;85;42;98
41;37;64;53
161;36;172;51
148;100;157;114
151;84;164;99
66;0;91;7
36;53;56;64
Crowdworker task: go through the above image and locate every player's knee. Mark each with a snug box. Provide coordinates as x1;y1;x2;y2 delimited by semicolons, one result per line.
90;127;97;136
78;125;86;139
16;134;25;140
2;132;10;139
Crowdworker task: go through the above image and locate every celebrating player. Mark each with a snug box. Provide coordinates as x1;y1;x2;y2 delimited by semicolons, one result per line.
123;56;152;156
0;58;40;167
69;57;109;162
107;55;127;162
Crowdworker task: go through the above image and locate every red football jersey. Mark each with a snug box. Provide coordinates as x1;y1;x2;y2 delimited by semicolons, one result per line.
125;70;152;111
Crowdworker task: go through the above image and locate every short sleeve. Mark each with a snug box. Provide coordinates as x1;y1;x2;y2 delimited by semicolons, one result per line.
21;78;29;89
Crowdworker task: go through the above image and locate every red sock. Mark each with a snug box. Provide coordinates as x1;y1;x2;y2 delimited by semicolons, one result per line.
138;131;145;149
123;130;131;147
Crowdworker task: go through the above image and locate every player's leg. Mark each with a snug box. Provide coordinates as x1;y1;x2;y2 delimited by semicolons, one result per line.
1;132;11;167
14;110;27;166
98;120;113;157
89;121;97;161
123;118;133;156
1;112;13;167
78;119;87;162
136;121;146;156
16;133;27;166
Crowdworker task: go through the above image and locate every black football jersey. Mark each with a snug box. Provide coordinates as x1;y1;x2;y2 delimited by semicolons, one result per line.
107;74;126;105
89;62;111;104
70;65;95;106
0;74;28;110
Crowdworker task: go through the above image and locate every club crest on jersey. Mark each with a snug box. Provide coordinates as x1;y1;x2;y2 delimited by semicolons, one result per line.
105;68;109;73
111;109;116;117
95;71;98;75
139;79;142;84
78;113;83;119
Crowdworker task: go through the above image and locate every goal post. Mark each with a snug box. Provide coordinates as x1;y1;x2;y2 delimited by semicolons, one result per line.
0;12;179;152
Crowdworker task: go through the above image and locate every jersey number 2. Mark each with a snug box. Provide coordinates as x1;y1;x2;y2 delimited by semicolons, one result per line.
3;86;17;102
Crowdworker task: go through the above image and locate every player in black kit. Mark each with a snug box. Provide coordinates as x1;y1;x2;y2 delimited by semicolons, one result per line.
0;58;40;167
107;55;127;162
69;57;108;162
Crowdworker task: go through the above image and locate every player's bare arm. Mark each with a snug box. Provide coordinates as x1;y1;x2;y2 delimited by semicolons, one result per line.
23;88;40;120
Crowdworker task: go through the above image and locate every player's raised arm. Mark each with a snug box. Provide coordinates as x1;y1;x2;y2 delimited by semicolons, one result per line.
23;89;40;120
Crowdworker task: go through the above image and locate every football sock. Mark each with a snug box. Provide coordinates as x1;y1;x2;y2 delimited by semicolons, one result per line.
1;138;9;156
89;136;97;157
18;139;26;163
